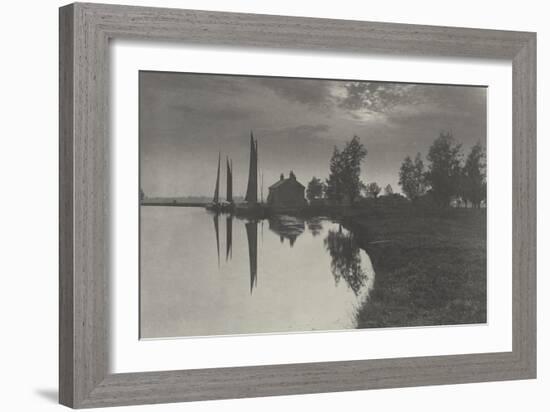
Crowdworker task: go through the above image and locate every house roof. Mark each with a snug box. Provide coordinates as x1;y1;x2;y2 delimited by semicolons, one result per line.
269;177;305;190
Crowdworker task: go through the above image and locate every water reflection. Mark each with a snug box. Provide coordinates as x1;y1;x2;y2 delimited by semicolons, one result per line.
324;226;370;296
268;215;305;247
214;213;373;299
141;207;376;338
213;213;220;266
226;215;233;261
245;220;258;293
306;217;324;237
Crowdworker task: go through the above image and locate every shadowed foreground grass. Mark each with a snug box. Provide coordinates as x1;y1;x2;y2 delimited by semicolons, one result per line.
351;208;487;328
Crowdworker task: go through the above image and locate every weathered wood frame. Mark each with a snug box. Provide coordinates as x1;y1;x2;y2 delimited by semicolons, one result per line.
59;2;536;408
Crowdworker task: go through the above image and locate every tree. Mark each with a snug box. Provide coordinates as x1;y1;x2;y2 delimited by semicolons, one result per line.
325;147;344;201
384;184;393;196
463;142;486;208
365;182;381;199
306;177;325;201
425;132;463;207
325;136;368;203
399;153;427;201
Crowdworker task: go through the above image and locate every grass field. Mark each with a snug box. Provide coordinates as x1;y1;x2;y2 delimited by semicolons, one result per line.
349;207;487;328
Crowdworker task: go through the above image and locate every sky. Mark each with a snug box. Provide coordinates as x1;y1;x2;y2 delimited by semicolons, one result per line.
139;71;486;198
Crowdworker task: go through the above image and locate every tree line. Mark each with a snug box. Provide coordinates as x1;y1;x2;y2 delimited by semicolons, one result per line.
399;132;486;208
305;132;486;208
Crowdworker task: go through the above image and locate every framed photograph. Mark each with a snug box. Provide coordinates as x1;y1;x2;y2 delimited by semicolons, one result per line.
59;2;536;408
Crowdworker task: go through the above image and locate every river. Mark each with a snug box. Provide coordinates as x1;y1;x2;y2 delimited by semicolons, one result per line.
140;206;375;339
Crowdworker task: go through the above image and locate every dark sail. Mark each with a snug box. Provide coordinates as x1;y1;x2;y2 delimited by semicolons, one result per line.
213;152;221;204
245;221;258;293
260;171;263;204
256;141;259;202
244;132;258;203
226;157;233;203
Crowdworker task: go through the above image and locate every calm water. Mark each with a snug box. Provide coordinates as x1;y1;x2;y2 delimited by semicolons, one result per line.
140;207;375;339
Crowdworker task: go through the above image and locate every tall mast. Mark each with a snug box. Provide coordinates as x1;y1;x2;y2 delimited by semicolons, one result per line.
244;132;258;203
226;156;233;203
213;152;220;204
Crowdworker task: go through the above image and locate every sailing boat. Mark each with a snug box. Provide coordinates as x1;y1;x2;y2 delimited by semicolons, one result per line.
235;131;266;217
206;132;264;216
206;151;235;213
206;152;222;212
244;132;258;204
220;156;235;212
226;157;233;204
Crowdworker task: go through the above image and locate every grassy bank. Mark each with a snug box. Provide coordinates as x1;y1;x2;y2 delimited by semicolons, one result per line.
349;207;487;328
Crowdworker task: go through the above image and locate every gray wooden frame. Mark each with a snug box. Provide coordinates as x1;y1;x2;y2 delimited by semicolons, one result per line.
59;2;536;408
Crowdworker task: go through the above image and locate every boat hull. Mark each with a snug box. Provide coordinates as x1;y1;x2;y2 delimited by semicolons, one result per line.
205;202;235;214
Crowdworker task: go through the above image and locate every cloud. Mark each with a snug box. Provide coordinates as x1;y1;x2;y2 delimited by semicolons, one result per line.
338;82;486;120
168;101;259;121
263;124;330;138
339;82;414;113
257;77;334;107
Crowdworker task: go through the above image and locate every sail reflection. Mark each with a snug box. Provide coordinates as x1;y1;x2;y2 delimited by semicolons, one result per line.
142;206;383;337
213;213;220;266
245;221;258;293
226;215;233;261
212;213;373;299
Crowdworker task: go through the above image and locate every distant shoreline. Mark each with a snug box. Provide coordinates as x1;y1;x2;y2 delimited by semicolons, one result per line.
141;199;208;207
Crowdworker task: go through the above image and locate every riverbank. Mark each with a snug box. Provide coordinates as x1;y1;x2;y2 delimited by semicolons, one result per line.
349;207;487;328
141;198;208;207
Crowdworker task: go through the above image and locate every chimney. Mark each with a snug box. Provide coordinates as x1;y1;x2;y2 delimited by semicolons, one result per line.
289;170;296;180
280;173;284;181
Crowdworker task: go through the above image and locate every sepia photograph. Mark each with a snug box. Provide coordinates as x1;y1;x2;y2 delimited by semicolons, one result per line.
139;71;487;339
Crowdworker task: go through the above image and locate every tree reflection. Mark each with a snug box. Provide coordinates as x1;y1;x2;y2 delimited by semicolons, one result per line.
324;225;369;296
306;218;324;237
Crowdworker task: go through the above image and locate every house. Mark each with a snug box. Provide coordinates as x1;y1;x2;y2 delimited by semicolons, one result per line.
267;171;307;209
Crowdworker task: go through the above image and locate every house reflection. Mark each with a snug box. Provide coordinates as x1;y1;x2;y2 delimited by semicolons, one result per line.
268;215;305;247
213;213;372;298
